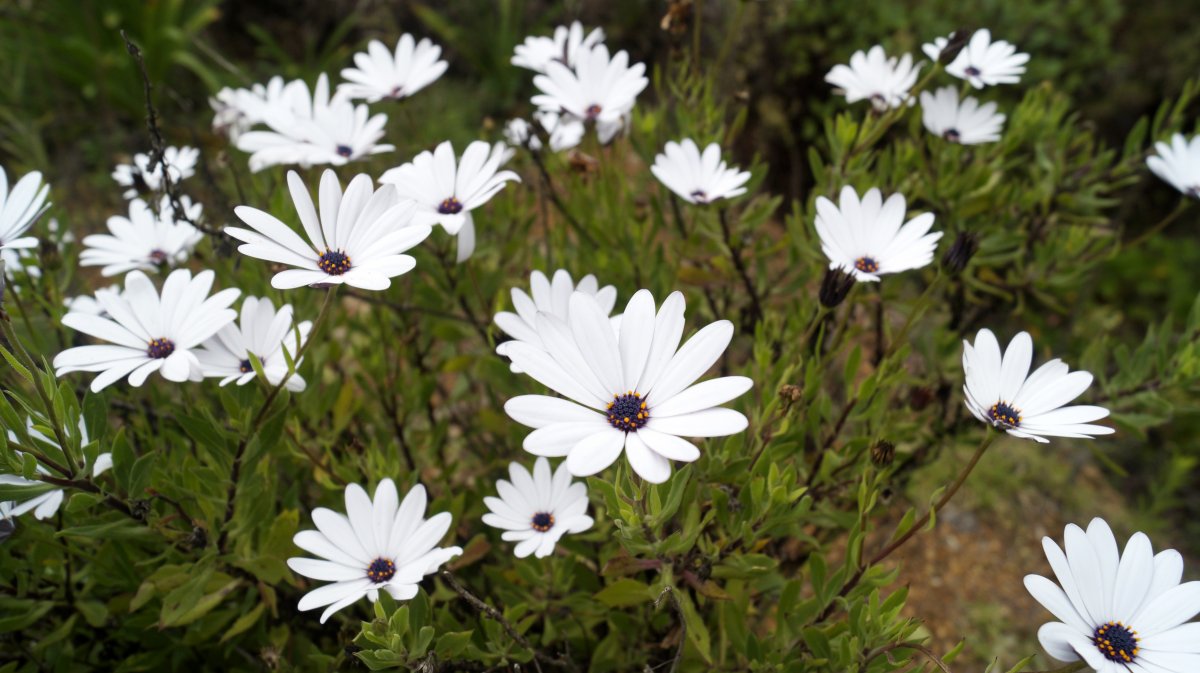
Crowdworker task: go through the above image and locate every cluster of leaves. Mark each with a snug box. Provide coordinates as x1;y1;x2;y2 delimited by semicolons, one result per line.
1;2;1199;672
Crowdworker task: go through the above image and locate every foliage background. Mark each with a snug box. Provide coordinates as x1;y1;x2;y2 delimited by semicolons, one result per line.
0;0;1198;671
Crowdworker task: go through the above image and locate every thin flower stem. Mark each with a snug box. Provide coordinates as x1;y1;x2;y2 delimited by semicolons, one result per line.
881;272;945;361
527;148;599;247
654;586;686;673
440;570;578;673
865;641;954;673
816;430;996;622
1121;199;1190;252
218;286;339;552
718;206;765;326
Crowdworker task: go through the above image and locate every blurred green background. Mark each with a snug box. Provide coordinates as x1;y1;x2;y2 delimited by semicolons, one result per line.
1;0;1198;667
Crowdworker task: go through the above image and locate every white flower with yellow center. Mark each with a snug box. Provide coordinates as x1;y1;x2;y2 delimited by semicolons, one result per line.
814;186;942;282
919;86;1006;145
825;45;920;111
338;35;448;103
504;289;751;484
512;21;605;74
1024;517;1200;673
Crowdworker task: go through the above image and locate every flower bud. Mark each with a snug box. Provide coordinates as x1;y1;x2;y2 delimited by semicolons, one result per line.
941;232;978;274
871;440;896;467
939;29;971;65
818;267;856;308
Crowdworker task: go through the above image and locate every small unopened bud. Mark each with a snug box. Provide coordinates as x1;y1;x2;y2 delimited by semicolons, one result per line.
871;440;896;467
941;232;978;274
778;384;802;404
939;29;971;65
818;267;856;308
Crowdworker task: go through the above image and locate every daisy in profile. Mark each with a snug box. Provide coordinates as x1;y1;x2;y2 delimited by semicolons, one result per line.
1;417;110;521
825;45;920;111
483;457;593;558
1147;134;1200;199
0;166;50;256
379;140;519;262
504;111;585;153
494;269;619;372
288;480;462;623
651;139;752;205
79;197;204;276
504;290;752;484
211;76;294;141
197;296;312;392
962;329;1113;443
924;29;1029;89
814;186;942;281
111;146;199;199
228;169;430;290
919;87;1006;144
53;269;239;392
338;35;448;103
512;21;605;73
531;44;648;128
236;74;394;172
1024;517;1200;673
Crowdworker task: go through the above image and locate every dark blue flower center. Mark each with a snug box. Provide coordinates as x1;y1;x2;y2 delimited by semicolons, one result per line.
239;358;253;374
964;65;981;77
531;512;554;532
943;128;961;142
1093;621;1139;663
607;392;649;432
147;338;175;359
988;401;1021;428
854;256;880;273
585;104;602;120
690;190;709;203
149;249;168;264
366;557;395;583
335;144;353;158
437;197;463;214
318;249;351;275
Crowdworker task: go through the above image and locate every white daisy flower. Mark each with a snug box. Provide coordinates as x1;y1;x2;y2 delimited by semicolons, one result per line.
228;169;430;290
338;35;448;103
925;29;1029;89
1147;134;1200;199
288;480;462;623
197;296;312;392
79;196;204;277
814;186;942;282
53;269;239;392
235;74;394;172
378;140;519;263
494;269;619;372
1024;517;1200;673
503;289;752;484
919;86;1006;145
210;77;296;141
651;139;752;205
483;457;593;559
111;146;199;199
512;21;605;74
1;417;111;521
504;111;585;153
0;166;50;256
962;328;1114;443
531;44;648;128
825;45;920;111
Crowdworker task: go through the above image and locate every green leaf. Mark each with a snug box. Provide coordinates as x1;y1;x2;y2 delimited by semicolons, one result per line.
434;630;473;659
219;602;265;644
593;578;654;607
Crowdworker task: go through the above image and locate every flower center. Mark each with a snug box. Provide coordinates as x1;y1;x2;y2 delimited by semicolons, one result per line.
854;256;880;273
988;401;1021;428
147;338;175;359
1187;185;1199;198
607;392;649;432
438;197;463;214
335;144;353;158
531;512;555;532
389;85;405;98
869;93;888;111
318;249;352;275
690;190;709;203
943;128;961;142
964;65;981;77
585;104;602;120
239;358;253;374
366;557;396;583
1093;621;1139;663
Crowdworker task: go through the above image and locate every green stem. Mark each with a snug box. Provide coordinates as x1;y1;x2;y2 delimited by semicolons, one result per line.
1121;200;1190;252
